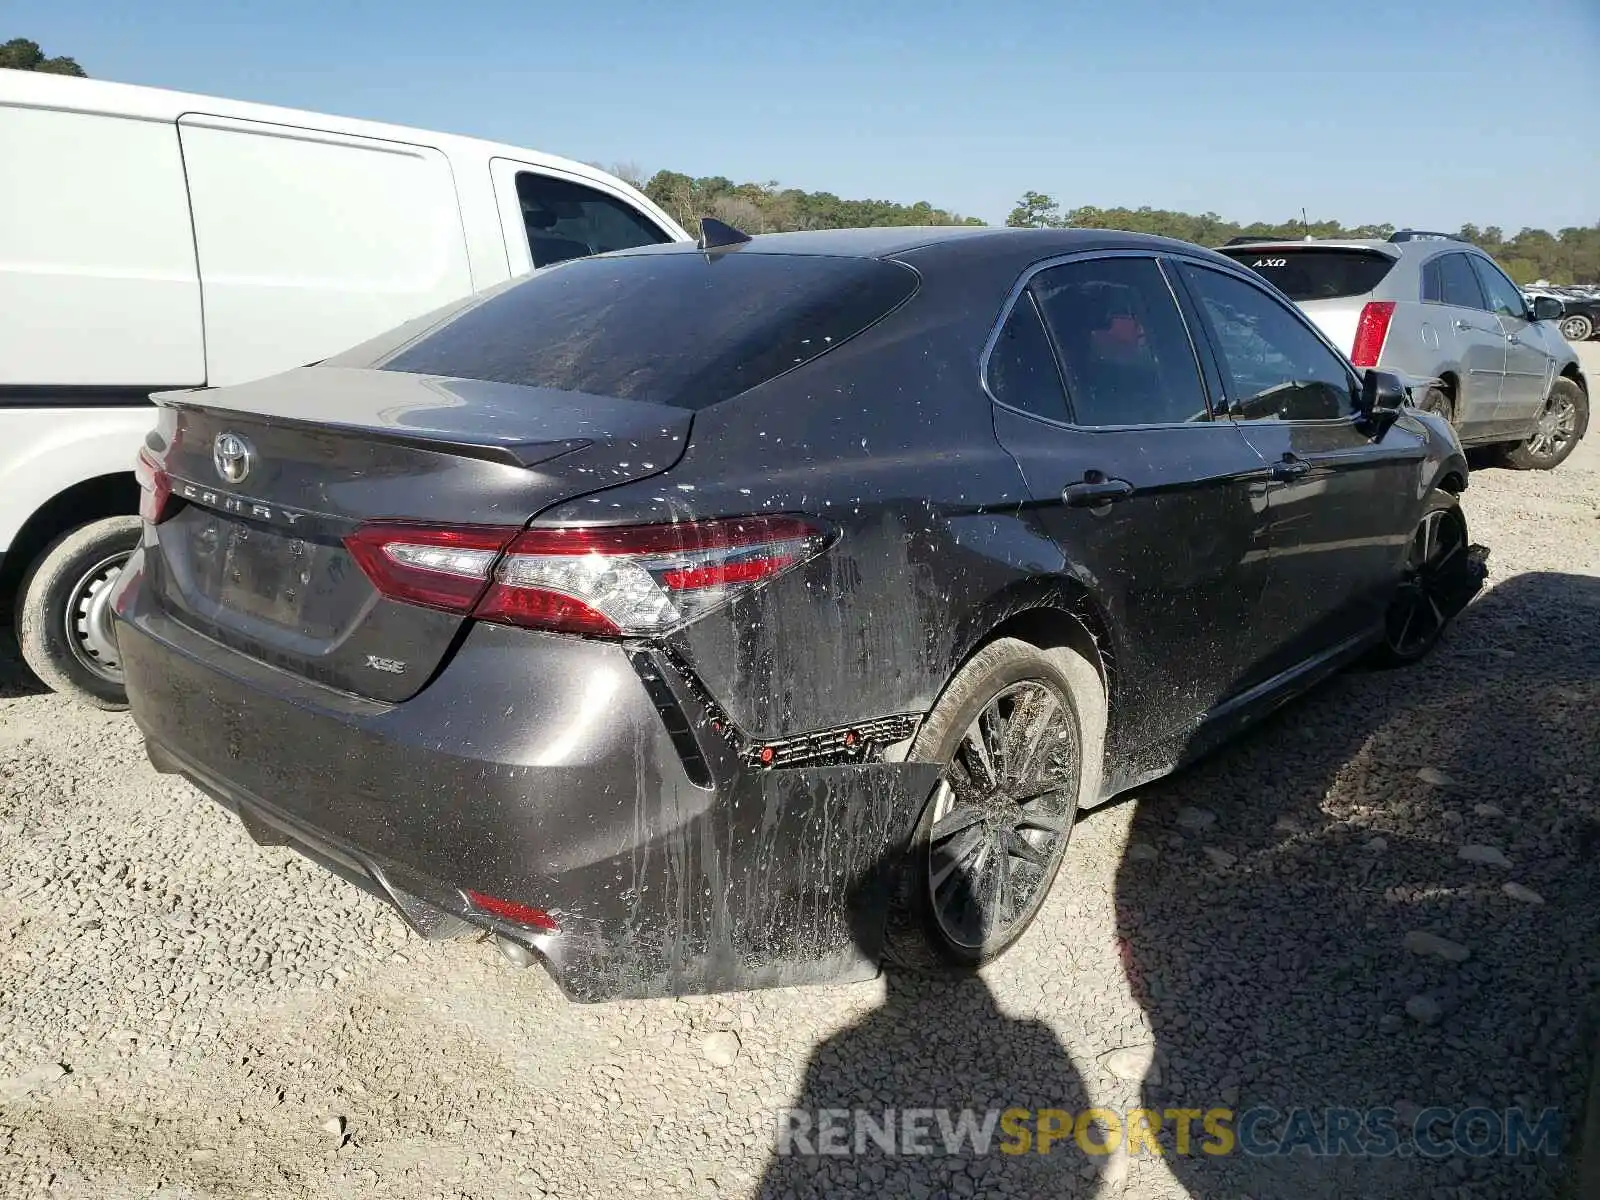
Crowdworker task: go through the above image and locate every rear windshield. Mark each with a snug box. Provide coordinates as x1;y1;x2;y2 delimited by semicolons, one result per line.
1217;248;1395;301
372;251;919;410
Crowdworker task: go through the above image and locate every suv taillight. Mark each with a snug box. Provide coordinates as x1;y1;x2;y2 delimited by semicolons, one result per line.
134;447;174;524
1350;301;1396;368
344;516;830;636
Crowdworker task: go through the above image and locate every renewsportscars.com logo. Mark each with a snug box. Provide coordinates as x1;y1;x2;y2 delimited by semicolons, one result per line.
775;1105;1564;1159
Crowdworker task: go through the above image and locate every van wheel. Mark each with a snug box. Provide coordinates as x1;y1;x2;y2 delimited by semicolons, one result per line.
17;517;141;710
1500;378;1587;470
882;638;1106;972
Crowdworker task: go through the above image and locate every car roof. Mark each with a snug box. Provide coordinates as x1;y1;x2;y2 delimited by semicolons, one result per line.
625;225;1247;270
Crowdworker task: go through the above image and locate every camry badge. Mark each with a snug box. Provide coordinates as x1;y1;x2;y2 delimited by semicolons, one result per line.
213;433;254;484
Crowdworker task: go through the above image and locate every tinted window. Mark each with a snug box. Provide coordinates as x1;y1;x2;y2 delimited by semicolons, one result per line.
1469;256;1528;318
377;252;918;409
515;173;671;268
1218;248;1395;300
1028;257;1210;426
986;293;1071;422
1435;253;1488;310
1181;265;1357;422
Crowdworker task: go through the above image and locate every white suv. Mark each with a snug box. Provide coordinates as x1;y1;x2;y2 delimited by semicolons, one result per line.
0;71;689;706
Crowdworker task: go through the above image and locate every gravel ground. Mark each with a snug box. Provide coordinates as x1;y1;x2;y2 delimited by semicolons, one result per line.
2;346;1597;1199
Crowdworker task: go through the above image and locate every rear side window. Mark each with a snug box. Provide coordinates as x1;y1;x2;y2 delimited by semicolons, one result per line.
1028;257;1211;426
376;252;918;409
986;293;1071;423
514;173;671;267
1424;253;1488;309
1218;248;1395;301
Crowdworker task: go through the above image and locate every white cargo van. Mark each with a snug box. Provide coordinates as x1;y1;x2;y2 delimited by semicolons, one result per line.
0;70;691;707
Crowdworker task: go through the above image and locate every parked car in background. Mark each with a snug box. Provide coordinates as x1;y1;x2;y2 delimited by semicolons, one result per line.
1524;285;1600;343
1216;231;1588;471
0;69;690;708
115;227;1483;1001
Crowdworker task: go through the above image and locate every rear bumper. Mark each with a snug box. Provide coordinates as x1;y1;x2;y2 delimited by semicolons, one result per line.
113;552;938;1001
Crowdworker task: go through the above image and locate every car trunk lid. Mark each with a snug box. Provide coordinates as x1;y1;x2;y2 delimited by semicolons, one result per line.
144;366;690;702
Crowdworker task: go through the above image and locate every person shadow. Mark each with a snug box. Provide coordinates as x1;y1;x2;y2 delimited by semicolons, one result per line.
759;862;1098;1199
1115;570;1600;1198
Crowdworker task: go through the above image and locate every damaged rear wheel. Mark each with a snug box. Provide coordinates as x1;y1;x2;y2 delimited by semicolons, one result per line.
883;637;1106;972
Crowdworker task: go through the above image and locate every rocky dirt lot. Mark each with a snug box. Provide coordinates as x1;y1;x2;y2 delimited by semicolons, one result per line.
2;349;1598;1200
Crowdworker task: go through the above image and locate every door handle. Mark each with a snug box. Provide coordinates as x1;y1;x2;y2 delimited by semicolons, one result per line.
1269;453;1312;481
1062;476;1134;508
1454;320;1488;334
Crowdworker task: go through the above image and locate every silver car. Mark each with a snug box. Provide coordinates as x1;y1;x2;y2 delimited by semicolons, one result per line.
1218;231;1589;469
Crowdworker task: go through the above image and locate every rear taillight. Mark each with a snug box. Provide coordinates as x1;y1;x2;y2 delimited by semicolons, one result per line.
1350;301;1396;368
343;522;521;613
344;515;830;636
134;447;174;524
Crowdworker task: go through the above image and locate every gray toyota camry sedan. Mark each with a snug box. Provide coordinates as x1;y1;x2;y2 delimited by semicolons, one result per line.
114;226;1486;1001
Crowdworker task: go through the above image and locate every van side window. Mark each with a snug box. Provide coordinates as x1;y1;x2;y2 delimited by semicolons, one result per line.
514;174;671;268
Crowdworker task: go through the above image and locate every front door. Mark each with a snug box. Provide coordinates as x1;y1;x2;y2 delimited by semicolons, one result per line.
1470;254;1552;432
984;253;1276;753
1173;260;1424;683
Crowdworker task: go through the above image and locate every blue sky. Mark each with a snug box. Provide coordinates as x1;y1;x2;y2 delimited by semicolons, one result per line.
12;0;1599;231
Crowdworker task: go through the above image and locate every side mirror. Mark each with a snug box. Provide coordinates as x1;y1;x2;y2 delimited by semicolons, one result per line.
1357;369;1407;437
1529;295;1564;323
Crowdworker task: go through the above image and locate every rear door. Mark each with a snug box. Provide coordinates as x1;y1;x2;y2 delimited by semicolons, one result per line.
1469;254;1551;432
1174;260;1422;678
489;160;674;275
1423;251;1508;435
985;252;1276;739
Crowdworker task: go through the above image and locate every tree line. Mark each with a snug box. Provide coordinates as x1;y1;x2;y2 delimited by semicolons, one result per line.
8;36;1591;283
1006;191;1599;286
635;168;985;234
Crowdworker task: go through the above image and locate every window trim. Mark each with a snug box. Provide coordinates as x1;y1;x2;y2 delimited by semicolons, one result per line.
1170;258;1366;428
978;249;1223;433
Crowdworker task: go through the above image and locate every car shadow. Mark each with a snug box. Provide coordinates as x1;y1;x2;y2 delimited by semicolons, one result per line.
756;571;1597;1198
0;633;47;700
1116;570;1600;1197
758;860;1096;1197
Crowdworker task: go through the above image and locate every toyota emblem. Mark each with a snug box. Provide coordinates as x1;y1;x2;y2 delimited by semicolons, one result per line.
213;433;254;484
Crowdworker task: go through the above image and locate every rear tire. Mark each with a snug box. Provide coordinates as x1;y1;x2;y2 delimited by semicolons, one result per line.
882;637;1106;973
17;516;141;710
1559;313;1593;343
1500;377;1587;471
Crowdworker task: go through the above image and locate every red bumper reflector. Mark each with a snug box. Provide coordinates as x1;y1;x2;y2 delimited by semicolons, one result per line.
465;890;559;933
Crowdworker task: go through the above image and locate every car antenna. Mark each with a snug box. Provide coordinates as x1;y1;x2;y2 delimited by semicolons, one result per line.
1301;207;1312;241
698;216;752;251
